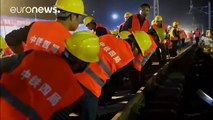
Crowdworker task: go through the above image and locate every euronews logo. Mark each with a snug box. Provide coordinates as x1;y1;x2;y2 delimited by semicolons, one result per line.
10;6;60;14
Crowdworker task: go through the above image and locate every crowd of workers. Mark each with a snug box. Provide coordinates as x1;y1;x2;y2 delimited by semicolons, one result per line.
0;0;211;120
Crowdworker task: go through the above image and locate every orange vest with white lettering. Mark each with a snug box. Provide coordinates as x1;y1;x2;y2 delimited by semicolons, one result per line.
133;35;157;71
129;14;149;33
0;51;84;120
95;23;111;35
25;21;71;55
76;35;134;97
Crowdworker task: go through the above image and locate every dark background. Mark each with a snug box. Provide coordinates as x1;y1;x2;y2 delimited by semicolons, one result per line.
1;0;212;31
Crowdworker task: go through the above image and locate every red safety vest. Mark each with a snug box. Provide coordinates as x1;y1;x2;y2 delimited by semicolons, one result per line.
194;30;201;37
187;32;193;39
129;14;149;32
95;23;111;35
76;35;134;97
133;35;157;71
152;23;167;30
0;51;84;120
25;21;71;55
179;31;186;39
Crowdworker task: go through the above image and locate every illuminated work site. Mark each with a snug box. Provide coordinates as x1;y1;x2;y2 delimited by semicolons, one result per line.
0;0;213;120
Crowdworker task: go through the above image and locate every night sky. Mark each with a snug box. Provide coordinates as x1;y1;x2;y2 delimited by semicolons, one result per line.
1;0;212;31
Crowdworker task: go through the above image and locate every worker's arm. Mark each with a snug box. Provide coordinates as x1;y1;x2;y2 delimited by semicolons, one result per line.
0;50;32;77
5;22;34;53
121;16;133;31
95;27;108;37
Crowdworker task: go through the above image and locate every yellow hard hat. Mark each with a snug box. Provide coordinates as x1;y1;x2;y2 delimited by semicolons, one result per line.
0;35;7;49
55;0;87;16
154;15;163;22
124;12;132;18
83;16;95;26
173;21;179;27
65;31;100;62
118;31;131;39
132;31;152;56
110;29;118;35
151;20;155;26
155;28;166;41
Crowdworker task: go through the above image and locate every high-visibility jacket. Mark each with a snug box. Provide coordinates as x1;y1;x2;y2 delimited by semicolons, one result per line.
129;14;149;33
95;23;111;35
0;51;84;120
179;30;186;39
194;30;201;37
25;21;71;55
187;32;193;39
133;35;157;71
76;35;134;97
152;23;167;30
169;27;179;41
151;23;167;42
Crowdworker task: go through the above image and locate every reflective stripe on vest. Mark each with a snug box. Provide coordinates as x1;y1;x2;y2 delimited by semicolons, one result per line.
98;59;112;77
85;59;112;87
133;50;155;71
135;54;153;65
0;84;42;120
76;35;135;97
133;54;143;71
85;68;105;87
134;57;145;66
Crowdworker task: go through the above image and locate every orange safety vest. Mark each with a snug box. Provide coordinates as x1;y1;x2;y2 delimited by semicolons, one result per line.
129;14;149;32
0;51;84;120
169;27;179;41
133;35;157;71
179;31;186;39
194;30;201;37
152;23;167;30
95;23;111;35
25;21;71;55
187;32;193;39
76;35;134;97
